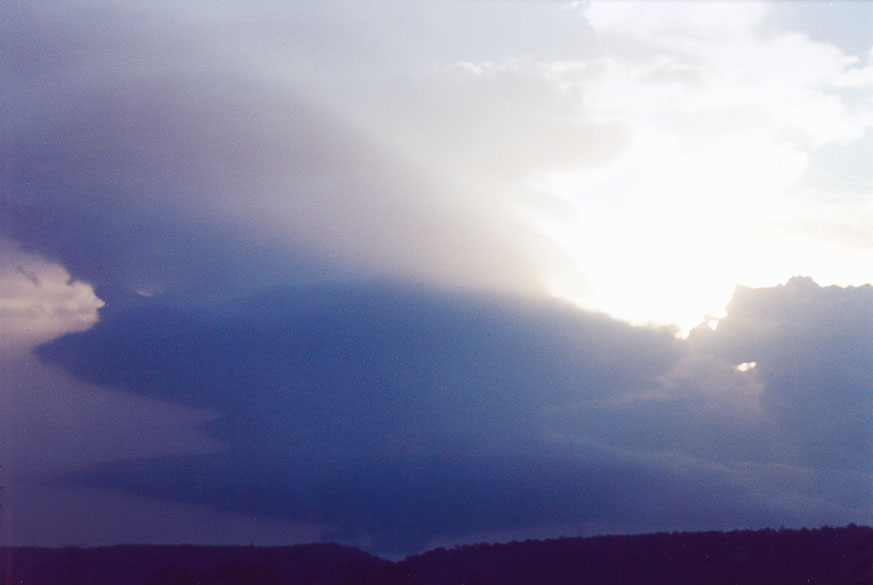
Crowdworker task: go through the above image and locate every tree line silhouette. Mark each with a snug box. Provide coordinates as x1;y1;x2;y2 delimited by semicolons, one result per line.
1;525;870;585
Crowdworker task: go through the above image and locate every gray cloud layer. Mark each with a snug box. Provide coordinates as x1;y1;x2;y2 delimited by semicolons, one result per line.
35;278;873;553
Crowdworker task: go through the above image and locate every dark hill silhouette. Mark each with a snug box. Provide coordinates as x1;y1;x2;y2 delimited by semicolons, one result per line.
406;525;873;585
1;525;870;585
0;543;387;585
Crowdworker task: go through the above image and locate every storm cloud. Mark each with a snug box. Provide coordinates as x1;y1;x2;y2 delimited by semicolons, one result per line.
2;0;872;556
34;278;873;552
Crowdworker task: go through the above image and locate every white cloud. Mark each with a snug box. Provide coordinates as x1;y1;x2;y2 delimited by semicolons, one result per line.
0;240;102;350
517;1;873;327
585;1;770;42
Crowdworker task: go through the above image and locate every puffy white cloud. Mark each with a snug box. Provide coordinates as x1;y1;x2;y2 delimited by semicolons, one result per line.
0;240;102;350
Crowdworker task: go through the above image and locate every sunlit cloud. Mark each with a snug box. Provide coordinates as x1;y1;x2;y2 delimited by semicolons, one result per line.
0;240;102;350
490;0;873;330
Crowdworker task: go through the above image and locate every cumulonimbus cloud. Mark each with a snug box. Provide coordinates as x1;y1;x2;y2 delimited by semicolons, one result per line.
4;1;872;555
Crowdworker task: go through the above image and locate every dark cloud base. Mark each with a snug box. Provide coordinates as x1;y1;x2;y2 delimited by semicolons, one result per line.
35;278;873;553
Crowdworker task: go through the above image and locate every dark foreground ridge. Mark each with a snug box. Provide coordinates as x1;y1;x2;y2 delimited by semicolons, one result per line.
2;525;871;585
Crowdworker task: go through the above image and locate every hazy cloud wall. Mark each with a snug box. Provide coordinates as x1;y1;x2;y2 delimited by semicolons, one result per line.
1;2;586;300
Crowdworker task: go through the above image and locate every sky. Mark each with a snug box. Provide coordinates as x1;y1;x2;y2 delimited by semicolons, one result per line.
0;0;871;555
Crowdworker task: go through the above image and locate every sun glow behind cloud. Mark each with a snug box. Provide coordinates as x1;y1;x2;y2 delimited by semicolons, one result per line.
514;1;873;332
258;1;872;334
529;130;811;332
